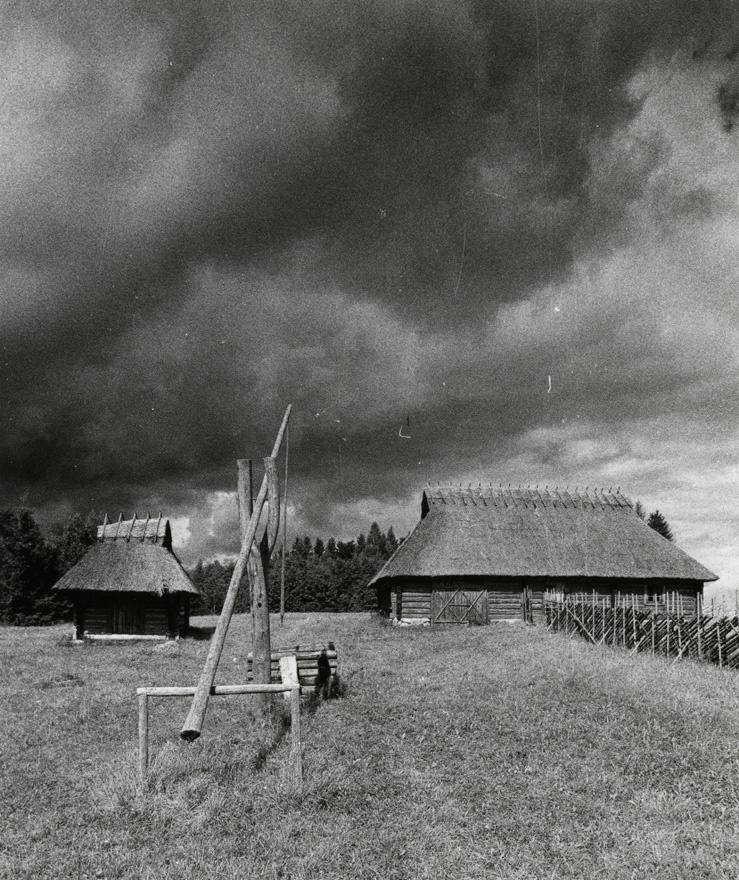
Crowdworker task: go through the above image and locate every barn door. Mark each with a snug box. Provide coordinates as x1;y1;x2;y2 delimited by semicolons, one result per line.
431;590;488;624
521;586;533;624
111;595;144;634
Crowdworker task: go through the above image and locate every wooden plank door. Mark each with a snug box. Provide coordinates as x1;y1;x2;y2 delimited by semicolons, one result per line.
112;595;144;634
431;590;488;624
521;586;533;624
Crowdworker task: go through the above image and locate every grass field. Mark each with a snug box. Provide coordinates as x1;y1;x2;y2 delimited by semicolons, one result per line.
3;613;739;879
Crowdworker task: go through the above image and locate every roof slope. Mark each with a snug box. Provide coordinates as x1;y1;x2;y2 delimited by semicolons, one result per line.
371;486;717;584
54;515;197;595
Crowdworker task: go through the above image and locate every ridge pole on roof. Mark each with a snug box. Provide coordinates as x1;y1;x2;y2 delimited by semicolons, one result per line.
181;404;292;742
127;515;137;542
155;512;163;544
142;513;150;543
101;513;108;542
114;513;123;540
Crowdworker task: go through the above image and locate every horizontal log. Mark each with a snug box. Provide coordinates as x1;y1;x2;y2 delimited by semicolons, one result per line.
138;683;298;697
247;649;337;661
299;675;338;687
247;665;338;682
249;658;339;669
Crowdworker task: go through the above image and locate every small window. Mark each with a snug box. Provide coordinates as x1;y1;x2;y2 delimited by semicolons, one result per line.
646;590;662;604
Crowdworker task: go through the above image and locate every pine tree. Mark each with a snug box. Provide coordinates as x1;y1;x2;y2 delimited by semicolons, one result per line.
0;510;64;624
635;501;646;521
337;540;355;560
647;510;674;542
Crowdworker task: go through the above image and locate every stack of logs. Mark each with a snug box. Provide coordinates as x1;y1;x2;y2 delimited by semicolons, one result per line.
247;643;338;690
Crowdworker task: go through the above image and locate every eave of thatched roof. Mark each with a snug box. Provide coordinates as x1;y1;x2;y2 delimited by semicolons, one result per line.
52;541;199;595
371;485;718;585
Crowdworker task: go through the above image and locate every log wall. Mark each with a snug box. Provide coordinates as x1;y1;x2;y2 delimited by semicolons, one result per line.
386;578;702;625
80;592;188;637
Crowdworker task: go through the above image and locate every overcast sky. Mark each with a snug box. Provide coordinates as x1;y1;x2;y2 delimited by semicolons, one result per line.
2;0;738;586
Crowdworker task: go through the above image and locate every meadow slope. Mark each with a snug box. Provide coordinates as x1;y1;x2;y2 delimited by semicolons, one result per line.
2;613;739;879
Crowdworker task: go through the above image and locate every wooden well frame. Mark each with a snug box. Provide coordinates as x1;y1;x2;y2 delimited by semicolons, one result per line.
137;681;302;787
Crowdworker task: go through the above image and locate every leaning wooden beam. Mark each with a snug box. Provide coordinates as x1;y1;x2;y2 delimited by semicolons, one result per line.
140;682;301;786
180;405;292;742
264;456;280;555
238;459;256;646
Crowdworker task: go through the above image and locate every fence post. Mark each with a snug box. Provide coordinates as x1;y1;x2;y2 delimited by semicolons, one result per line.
718;621;723;669
622;601;626;647
290;686;303;785
138;692;148;786
666;607;670;658
632;596;637;650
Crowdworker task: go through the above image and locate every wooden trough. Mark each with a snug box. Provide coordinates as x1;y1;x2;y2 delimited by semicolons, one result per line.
247;642;338;691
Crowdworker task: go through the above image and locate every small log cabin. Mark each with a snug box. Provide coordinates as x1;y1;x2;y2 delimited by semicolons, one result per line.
53;515;199;639
372;486;718;624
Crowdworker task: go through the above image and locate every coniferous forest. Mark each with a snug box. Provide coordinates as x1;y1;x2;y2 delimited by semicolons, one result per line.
0;508;398;625
190;522;399;616
0;510;97;625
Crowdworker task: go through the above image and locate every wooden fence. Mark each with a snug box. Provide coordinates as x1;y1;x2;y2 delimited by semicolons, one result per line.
545;595;739;670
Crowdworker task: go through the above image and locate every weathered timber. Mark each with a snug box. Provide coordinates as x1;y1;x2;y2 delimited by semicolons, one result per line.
141;681;301;786
546;597;739;673
138;692;148;787
264;457;280;555
247;644;339;690
180;405;291;742
279;654;299;702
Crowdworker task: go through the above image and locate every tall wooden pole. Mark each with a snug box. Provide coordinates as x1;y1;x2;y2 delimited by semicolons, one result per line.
180;405;291;742
280;424;289;627
252;457;280;713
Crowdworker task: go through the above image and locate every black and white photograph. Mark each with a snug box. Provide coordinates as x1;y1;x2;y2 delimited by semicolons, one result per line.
3;1;739;877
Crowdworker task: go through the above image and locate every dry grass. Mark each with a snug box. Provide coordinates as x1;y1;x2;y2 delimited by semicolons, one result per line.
3;613;739;879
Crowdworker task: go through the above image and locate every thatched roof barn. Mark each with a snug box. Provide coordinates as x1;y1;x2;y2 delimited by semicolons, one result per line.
54;514;198;639
372;486;717;624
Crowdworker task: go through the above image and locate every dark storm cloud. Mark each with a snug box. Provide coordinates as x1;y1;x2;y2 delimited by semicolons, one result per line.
1;0;739;570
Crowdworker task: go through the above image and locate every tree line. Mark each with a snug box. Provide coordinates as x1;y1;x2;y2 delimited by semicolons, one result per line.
190;522;399;616
0;510;97;625
0;502;675;625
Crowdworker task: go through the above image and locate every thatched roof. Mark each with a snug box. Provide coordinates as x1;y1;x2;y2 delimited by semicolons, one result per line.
54;515;197;595
371;486;718;585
